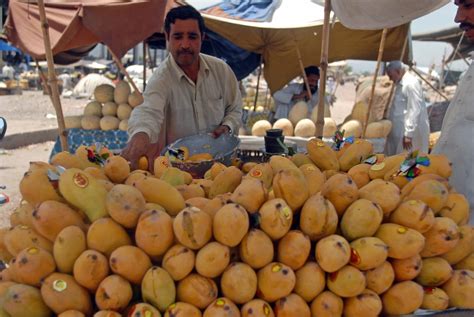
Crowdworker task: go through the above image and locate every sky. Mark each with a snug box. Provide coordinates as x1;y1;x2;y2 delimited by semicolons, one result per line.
349;2;468;73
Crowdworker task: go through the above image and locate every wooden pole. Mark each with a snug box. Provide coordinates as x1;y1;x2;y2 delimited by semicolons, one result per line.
410;66;449;101
37;0;68;151
383;32;409;118
143;41;147;91
294;42;312;101
253;57;263;111
362;28;388;138
108;46;142;94
315;0;331;138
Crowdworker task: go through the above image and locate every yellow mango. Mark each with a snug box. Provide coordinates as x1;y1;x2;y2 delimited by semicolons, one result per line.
307;138;339;171
338;139;374;172
133;177;186;216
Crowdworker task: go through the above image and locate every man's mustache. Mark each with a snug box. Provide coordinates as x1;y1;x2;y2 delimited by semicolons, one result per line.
178;49;194;55
460;22;474;30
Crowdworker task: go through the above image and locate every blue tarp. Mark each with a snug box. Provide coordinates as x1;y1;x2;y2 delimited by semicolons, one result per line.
0;40;20;52
148;0;279;80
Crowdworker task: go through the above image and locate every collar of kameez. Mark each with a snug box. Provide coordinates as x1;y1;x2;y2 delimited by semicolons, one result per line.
169;53;210;82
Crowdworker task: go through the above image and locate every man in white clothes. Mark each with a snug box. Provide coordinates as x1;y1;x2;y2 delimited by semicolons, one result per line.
385;61;430;155
432;0;474;221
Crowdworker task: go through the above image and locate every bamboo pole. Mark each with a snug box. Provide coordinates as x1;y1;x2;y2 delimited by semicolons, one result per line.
253;57;263;111
108;46;141;94
383;32;409;118
362;28;388;138
143;41;147;91
294;42;312;101
315;0;331;138
37;0;68;150
410;66;449;101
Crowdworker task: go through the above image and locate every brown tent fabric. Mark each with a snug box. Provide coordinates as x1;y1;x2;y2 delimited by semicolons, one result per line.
5;0;168;63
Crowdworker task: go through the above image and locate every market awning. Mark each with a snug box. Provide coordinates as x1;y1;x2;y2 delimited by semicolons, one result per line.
4;0;169;64
413;27;474;61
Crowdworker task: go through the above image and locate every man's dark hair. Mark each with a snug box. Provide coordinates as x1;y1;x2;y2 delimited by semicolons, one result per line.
164;5;206;35
304;66;320;77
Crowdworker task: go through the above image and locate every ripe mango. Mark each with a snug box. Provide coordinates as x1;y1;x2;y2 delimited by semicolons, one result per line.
53;226;86;273
195;242;230;278
338;139;374;172
59;168;108;222
374;223;425;259
416;257;453;287
272;168;309;211
439;193;470;225
359;179;400;217
239;229;274;270
241;299;275;317
164;302;201;317
73;250;109;292
300;193;338;241
3;225;53;256
20;169;64;207
51;151;97;169
95;275;133;311
421;287;449;311
274;293;311;317
257;262;295;302
310;291;343;317
340;199;383;241
307;138;339;171
87;218;131;257
40;273;92;315
347;163;371;188
294;262;325;302
204;297;240;316
299;163;325;195
231;178;267;213
389;200;435;233
177;273;218;309
213;203;249;247
173;207;212;250
246;163;274;189
135;209;174;258
405;180;449;213
258;199;293;240
176;184;205;200
316;235;351;273
106;184;146;228
142;266;176;312
32;200;87;241
161;167;187;186
3;284;52;317
110;245;152;284
418;154;452;178
321;174;359;216
208;166;243;199
103;155;130;183
153;156;171;178
162;244;195;281
133;176;186;216
343;289;382;317
368;153;405;180
391;254;422;281
441;225;474;264
442;270;474;309
366;261;395;294
277;230;311;270
420;217;459;258
382;281;423;315
349;237;388;271
12;246;56;286
327;265;366;298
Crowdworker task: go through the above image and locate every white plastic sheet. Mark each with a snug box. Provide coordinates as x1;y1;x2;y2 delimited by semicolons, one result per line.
331;0;450;30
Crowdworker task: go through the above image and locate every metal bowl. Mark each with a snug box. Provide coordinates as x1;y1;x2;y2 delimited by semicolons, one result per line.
162;133;241;178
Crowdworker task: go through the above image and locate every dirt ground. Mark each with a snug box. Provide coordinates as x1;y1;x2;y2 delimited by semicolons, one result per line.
0;84;356;229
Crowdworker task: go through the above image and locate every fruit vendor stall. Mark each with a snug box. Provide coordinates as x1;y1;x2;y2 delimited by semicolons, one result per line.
2;1;474;316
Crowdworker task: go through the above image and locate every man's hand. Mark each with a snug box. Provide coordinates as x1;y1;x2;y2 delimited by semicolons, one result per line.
403;136;413;151
121;132;160;171
292;91;308;102
212;125;231;138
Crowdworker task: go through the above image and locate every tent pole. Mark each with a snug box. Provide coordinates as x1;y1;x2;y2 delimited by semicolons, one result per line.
37;0;68;151
410;66;449;101
108;46;142;94
315;0;331;138
294;42;312;101
143;41;147;91
253;56;263;111
362;28;388;138
383;30;409;118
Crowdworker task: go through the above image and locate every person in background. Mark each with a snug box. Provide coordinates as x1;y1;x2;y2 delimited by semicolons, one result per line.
385;61;430;155
432;0;474;222
122;5;242;170
2;62;15;79
272;66;321;121
58;70;73;92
